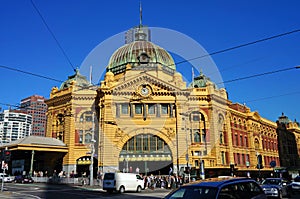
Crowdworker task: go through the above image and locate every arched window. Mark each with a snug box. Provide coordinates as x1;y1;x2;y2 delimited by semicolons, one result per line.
194;131;200;143
220;132;223;144
218;114;224;144
122;134;170;154
85;133;92;143
254;138;260;149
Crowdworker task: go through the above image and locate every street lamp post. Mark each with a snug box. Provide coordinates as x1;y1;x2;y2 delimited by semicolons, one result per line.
89;113;95;186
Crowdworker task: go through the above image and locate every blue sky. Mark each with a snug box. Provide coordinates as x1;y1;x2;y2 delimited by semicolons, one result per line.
0;0;299;122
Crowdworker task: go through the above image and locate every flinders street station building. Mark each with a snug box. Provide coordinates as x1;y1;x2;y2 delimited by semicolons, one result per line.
44;25;300;179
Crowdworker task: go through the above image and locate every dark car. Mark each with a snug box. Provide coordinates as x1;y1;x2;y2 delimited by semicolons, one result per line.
260;178;289;198
164;177;267;199
14;175;34;183
287;176;300;194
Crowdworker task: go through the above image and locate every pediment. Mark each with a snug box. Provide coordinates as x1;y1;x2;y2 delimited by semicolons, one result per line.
113;73;184;95
249;111;261;121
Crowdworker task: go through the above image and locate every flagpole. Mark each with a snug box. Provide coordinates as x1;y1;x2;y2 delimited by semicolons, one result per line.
89;65;92;84
139;1;142;27
192;66;194;88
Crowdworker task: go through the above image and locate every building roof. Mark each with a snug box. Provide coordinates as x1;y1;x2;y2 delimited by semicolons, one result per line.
0;136;66;147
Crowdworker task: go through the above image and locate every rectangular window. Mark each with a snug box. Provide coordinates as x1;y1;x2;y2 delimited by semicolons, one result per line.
136;135;142;151
240;135;243;146
157;139;163;151
221;151;225;165
85;116;92;122
150;136;156;151
143;135;149;151
202;129;206;143
121;104;129;114
129;138;134;151
244;136;248;147
195;160;199;167
161;104;169;115
148;104;155;115
192;115;200;121
135;104;142;114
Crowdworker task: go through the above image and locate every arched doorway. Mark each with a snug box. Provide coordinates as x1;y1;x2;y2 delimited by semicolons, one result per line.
119;134;172;175
76;156;98;177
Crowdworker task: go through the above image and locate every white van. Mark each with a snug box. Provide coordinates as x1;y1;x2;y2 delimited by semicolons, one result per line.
103;172;144;193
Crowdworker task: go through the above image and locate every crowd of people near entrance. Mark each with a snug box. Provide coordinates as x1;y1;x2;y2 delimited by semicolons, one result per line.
141;173;186;189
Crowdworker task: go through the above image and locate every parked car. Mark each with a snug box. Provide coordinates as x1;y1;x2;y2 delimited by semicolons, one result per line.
260;178;289;198
0;173;14;183
14;175;34;183
163;177;267;199
287;176;300;194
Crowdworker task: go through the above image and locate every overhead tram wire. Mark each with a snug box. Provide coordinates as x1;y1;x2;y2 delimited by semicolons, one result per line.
216;66;300;85
172;28;300;67
1;27;299;90
0;64;63;83
30;0;75;72
245;90;300;103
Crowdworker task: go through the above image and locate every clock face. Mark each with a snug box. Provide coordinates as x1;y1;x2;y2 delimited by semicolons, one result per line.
141;87;149;96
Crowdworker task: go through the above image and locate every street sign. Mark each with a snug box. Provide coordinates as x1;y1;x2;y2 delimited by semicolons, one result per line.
270;160;276;168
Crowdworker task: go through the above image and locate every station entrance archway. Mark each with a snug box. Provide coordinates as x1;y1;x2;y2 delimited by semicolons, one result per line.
119;134;173;175
76;156;98;177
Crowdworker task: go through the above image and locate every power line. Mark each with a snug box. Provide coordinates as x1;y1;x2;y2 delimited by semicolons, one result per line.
216;66;299;85
173;28;300;66
245;90;300;103
0;25;299;87
30;0;75;72
0;65;63;83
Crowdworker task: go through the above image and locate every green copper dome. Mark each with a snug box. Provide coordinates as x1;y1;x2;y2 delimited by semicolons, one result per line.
107;40;176;72
60;69;91;89
188;71;214;88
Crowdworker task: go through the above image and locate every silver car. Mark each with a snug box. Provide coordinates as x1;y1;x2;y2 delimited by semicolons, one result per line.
260;178;290;198
0;173;13;183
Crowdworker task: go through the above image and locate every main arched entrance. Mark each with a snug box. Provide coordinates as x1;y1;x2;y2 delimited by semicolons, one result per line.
119;134;172;175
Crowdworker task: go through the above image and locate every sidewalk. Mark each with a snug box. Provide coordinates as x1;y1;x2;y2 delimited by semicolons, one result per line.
74;184;172;193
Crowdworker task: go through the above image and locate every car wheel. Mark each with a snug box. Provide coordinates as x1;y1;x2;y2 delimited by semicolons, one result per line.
278;191;282;199
107;189;113;193
119;186;125;193
136;185;142;193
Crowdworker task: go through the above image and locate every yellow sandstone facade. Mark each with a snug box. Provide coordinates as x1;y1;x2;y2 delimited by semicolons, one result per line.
45;26;280;177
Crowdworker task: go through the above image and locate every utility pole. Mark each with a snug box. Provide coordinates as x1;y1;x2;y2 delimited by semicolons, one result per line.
90;113;95;186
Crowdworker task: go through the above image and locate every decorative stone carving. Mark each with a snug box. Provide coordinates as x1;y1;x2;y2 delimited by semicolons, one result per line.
166;127;175;138
115;128;123;137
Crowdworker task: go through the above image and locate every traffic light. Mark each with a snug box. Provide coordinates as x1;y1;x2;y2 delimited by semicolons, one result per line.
3;150;11;162
230;164;235;176
256;154;263;169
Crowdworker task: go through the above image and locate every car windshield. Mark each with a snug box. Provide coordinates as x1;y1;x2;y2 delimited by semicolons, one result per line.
261;179;281;185
167;186;218;199
104;173;114;180
294;176;300;182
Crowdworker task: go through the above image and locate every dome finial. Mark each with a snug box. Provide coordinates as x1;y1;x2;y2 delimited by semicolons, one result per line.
139;1;143;28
